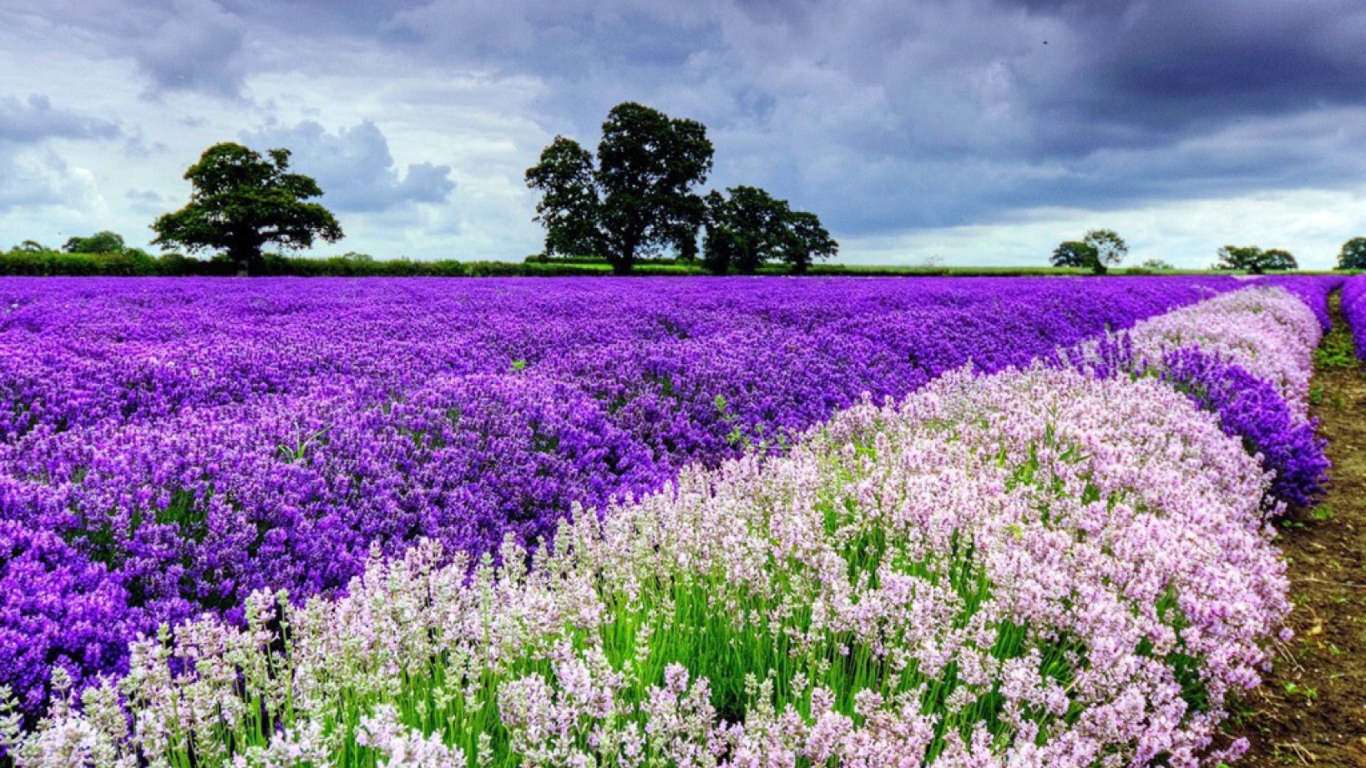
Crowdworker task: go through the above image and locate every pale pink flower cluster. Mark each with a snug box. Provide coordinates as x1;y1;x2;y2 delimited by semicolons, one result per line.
6;288;1304;768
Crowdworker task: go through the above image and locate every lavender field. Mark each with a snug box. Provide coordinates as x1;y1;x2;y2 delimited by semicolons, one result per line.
0;275;1351;767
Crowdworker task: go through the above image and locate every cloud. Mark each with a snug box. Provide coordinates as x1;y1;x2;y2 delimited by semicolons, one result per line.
387;0;721;75
133;0;249;98
0;95;122;144
0;150;106;217
3;0;1366;262
0;155;62;208
241;120;456;212
217;0;428;35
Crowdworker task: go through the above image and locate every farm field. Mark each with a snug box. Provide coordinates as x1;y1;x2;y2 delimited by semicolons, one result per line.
0;274;1358;766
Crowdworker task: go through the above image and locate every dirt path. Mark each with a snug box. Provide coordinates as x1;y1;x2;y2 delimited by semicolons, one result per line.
1234;290;1366;767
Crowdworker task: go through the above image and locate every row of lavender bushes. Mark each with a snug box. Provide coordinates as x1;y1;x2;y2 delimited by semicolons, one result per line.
1343;275;1366;358
1064;284;1332;510
2;276;1298;718
1;283;1329;766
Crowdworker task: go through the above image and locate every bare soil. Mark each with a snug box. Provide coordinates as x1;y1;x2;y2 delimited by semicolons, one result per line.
1233;292;1366;767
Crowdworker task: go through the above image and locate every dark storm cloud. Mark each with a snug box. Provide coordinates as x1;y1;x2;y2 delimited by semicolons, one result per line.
1003;0;1366;154
241;120;456;213
385;0;723;88
6;0;1365;245
0;95;121;144
693;0;1366;233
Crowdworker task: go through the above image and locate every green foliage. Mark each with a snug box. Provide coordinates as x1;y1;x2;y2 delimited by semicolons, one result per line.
524;137;600;260
1262;248;1297;271
1050;240;1098;270
1139;258;1176;271
62;231;126;254
526;102;714;275
702;186;838;275
1313;314;1360;369
0;247;162;276
1211;245;1298;273
151;142;344;275
1336;236;1366;270
1083;229;1128;274
1049;229;1128;274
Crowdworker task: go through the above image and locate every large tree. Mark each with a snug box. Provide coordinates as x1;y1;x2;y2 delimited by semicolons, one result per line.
1082;229;1128;274
526;102;713;275
1212;245;1297;274
702;186;837;275
151;143;343;275
1337;237;1366;270
1050;229;1128;274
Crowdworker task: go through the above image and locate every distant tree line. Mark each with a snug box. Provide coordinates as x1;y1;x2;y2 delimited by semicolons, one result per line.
0;244;1127;278
1046;230;1366;273
1209;245;1298;274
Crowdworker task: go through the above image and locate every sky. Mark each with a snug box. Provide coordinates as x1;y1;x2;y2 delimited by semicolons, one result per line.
2;0;1365;269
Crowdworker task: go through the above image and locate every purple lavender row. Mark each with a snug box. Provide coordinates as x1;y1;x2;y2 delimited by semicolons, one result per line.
1343;274;1366;357
0;275;1336;719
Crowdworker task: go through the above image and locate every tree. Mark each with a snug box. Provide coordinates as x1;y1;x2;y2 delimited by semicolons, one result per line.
1337;237;1366;270
63;231;125;254
1212;245;1297;274
151;143;343;275
1050;241;1098;271
526;102;713;275
702;186;836;275
780;210;839;275
1049;229;1128;274
1212;245;1260;272
1083;229;1128;274
1261;248;1298;271
1138;258;1176;271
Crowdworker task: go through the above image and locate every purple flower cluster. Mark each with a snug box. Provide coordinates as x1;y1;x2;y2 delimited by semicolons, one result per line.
1160;347;1328;508
0;275;1312;718
0;521;130;718
1343;274;1366;357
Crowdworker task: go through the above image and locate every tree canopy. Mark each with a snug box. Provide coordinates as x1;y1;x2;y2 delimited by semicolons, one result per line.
63;231;126;254
1211;245;1297;273
526;102;713;275
1138;258;1176;271
1049;241;1097;270
151;143;343;275
1050;229;1128;274
1337;237;1366;270
702;186;837;275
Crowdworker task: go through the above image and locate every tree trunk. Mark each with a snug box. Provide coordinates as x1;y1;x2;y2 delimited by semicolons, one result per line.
610;235;638;275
